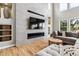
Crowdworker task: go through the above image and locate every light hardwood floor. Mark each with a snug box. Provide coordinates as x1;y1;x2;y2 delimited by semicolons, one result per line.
0;40;48;56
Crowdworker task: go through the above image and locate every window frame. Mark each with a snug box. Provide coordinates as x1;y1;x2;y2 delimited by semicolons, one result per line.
59;18;79;32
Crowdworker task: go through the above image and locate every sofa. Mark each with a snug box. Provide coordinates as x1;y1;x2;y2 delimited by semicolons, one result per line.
51;31;79;45
35;44;79;56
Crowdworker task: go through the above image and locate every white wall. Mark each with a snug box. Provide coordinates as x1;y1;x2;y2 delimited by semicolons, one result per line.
16;3;49;45
48;4;54;36
52;3;60;31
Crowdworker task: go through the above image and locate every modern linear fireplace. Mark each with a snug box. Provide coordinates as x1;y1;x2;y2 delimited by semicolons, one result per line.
27;32;44;39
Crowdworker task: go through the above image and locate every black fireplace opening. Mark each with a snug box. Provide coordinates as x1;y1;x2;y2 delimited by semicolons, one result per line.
27;32;44;39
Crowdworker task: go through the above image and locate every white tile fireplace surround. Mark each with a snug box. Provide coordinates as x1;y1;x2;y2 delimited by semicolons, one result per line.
16;3;48;45
36;39;79;56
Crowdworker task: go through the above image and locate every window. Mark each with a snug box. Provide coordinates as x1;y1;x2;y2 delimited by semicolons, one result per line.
59;3;68;11
59;3;79;32
60;19;79;32
60;20;67;31
70;18;79;32
70;3;79;9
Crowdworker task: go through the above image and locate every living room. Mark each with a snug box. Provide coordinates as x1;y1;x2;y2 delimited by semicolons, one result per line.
0;3;79;56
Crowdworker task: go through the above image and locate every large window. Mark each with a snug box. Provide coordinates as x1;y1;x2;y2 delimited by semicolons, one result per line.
70;18;79;32
60;19;79;32
59;3;68;11
60;20;67;31
70;3;79;9
59;3;79;12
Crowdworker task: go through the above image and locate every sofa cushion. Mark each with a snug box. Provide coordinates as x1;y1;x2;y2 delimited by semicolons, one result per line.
58;31;62;36
51;31;56;37
77;32;79;38
55;36;76;45
51;31;62;38
65;32;78;38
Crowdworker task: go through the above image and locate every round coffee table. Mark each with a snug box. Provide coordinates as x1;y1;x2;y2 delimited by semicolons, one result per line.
48;37;63;45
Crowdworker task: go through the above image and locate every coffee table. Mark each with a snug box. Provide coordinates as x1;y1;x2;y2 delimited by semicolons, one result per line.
48;37;63;45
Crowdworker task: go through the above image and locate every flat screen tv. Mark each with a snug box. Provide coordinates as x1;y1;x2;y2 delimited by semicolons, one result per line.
28;17;45;29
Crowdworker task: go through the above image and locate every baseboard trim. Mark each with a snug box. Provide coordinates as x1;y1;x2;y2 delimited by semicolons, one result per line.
0;44;15;49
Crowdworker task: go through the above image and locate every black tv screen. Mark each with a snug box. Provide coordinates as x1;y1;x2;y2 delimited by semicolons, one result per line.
28;17;45;29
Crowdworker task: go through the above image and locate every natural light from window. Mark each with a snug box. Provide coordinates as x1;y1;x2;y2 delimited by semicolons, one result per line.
70;3;79;8
59;3;67;12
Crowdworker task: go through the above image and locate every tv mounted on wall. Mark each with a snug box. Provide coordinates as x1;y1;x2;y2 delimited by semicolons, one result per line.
28;17;45;29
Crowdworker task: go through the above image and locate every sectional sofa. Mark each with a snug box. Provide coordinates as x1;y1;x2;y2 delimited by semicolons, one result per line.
51;31;79;45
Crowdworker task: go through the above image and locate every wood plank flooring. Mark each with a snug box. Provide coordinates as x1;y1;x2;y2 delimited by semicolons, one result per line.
0;40;48;56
